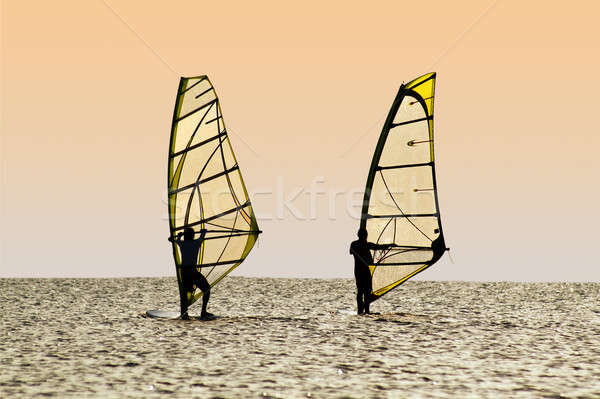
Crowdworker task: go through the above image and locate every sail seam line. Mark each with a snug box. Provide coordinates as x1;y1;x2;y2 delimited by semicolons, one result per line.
195;87;213;99
179;76;207;94
205;115;223;124
376;162;433;171
390;115;433;128
176;99;218;122
170;165;239;194
170;132;227;158
172;201;251;230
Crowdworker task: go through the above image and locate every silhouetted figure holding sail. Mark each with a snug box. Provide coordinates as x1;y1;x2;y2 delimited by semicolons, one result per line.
169;228;213;320
350;229;393;315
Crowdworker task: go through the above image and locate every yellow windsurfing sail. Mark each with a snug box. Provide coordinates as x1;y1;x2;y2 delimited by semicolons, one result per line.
168;76;260;307
360;72;448;300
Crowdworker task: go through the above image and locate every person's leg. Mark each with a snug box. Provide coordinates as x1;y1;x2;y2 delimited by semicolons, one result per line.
364;276;373;314
363;292;370;314
357;290;364;315
201;290;210;315
355;275;364;314
180;287;190;320
196;272;212;318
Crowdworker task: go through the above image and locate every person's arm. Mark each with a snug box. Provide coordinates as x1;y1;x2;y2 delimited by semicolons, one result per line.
195;229;207;242
168;232;184;242
367;242;394;251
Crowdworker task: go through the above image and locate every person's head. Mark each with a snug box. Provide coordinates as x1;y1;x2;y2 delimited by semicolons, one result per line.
357;228;368;241
183;228;195;240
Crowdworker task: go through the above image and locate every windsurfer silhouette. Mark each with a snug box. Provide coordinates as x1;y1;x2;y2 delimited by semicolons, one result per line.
168;228;214;320
350;228;393;315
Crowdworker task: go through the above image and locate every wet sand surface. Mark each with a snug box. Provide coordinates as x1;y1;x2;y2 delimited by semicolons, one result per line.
1;277;599;398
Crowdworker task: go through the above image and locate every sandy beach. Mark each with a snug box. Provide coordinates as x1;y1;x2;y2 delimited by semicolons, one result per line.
1;277;599;398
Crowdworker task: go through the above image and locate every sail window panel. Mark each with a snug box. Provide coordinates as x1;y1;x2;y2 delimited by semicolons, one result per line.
368;167;436;216
207;213;239;231
201;237;229;265
217;234;250;263
173;103;220;154
226;170;250;207
170;189;202;228
394;216;440;246
365;217;395;245
205;209;252;234
171;124;192;155
379;120;431;167
175;140;222;189
365;216;438;247
372;264;423;294
179;79;216;117
204;264;239;285
201;235;248;265
366;217;396;245
188;104;220;148
392;95;427;125
198;175;239;218
174;189;203;227
203;236;231;264
379;248;434;264
232;207;253;230
198;143;231;182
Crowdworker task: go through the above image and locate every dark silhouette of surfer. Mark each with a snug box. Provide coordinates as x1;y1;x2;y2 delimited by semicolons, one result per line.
168;228;213;320
349;228;393;315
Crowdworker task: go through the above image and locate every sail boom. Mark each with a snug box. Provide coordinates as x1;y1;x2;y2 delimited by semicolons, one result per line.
373;262;430;266
177;259;245;269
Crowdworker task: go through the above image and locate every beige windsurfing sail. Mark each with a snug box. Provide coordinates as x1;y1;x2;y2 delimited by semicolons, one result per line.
360;72;448;300
168;76;260;308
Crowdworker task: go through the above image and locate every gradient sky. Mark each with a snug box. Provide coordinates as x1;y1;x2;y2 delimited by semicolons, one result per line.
2;1;599;280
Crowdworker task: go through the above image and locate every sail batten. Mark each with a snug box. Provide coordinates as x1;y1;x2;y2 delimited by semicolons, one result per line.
359;72;447;301
168;76;260;308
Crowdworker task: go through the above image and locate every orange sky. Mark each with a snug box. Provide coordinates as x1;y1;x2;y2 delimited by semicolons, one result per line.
2;1;599;280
